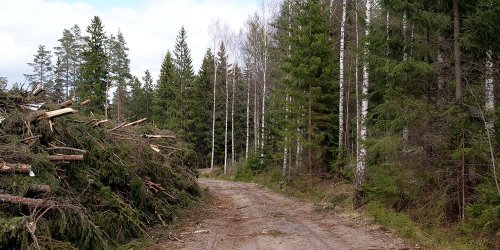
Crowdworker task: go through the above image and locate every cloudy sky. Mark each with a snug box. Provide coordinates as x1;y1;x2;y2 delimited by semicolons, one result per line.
0;0;261;85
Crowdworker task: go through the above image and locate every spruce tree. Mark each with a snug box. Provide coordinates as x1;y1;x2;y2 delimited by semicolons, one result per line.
173;27;195;140
80;16;108;114
109;31;132;122
190;49;215;167
142;70;155;121
154;52;177;129
54;29;77;99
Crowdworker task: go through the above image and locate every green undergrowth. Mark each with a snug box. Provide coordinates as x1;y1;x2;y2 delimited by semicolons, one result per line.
0;90;201;249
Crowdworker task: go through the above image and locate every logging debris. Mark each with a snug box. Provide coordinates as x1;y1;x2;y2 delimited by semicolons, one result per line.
0;88;200;249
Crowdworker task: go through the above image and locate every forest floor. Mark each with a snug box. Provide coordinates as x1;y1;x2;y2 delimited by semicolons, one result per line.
153;178;409;250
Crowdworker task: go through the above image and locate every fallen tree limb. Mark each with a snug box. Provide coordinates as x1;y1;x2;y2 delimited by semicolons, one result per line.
48;155;84;161
107;122;127;132
21;103;45;111
46;147;87;154
150;144;160;153
1;162;32;174
93;119;108;128
85;118;99;125
20;135;41;143
0;194;55;208
142;134;176;139
80;99;90;106
122;118;147;129
43;108;77;119
31;85;45;97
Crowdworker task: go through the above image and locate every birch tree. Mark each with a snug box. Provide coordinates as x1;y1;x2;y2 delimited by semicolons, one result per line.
209;20;221;170
355;0;371;207
338;0;347;153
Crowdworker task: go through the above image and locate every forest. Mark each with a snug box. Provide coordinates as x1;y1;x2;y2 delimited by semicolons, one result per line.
1;0;499;248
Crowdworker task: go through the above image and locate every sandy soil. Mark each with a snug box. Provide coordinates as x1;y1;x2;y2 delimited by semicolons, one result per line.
156;178;408;250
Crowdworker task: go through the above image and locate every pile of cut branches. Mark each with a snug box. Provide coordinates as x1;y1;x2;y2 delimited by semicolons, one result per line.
0;87;200;249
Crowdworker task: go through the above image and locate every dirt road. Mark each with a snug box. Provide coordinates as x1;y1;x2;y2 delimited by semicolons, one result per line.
158;178;407;250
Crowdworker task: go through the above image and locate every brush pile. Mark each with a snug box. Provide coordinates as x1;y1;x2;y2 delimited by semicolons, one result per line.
0;87;200;249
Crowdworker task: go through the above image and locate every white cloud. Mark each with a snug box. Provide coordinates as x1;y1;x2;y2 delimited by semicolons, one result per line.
0;0;260;85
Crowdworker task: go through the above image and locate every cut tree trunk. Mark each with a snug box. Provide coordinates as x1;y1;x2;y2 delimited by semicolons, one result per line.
48;155;84;161
92;119;108;128
1;162;32;174
44;108;77;119
58;100;73;108
31;85;45;97
0;194;55;208
142;134;176;139
80;99;90;106
121;118;146;129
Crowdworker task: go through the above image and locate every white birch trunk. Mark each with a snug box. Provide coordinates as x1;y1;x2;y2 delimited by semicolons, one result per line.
283;95;289;177
356;0;371;189
231;63;236;165
338;0;347;151
254;72;259;154
210;51;217;170
283;0;292;177
402;12;407;60
485;50;494;127
245;72;250;161
295;127;301;171
484;50;499;194
260;10;268;158
402;11;409;154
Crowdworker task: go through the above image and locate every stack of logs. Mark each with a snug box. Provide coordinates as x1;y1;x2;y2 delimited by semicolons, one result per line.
0;89;176;209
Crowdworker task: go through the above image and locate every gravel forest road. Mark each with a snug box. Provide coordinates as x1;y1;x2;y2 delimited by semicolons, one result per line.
157;178;407;250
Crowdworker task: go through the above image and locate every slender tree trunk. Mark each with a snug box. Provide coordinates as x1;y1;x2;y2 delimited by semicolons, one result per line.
296;124;302;173
231;63;236;165
355;0;360;169
485;50;494;131
283;0;292;177
105;78;109;119
402;10;409;154
338;0;347;154
224;63;229;174
307;82;312;176
245;72;250;160
254;73;259;154
283;95;289;177
72;65;77;101
66;58;70;99
117;83;122;123
260;20;268;159
210;52;217;170
453;0;462;101
484;50;499;194
355;0;371;208
437;36;445;94
403;12;407;60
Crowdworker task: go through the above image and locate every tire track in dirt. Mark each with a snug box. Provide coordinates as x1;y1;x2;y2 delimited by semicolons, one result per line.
156;178;407;250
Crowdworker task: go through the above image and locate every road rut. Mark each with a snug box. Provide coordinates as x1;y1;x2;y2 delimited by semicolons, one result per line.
158;178;407;250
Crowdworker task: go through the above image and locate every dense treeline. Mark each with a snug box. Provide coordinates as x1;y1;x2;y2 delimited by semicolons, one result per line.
3;0;498;247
